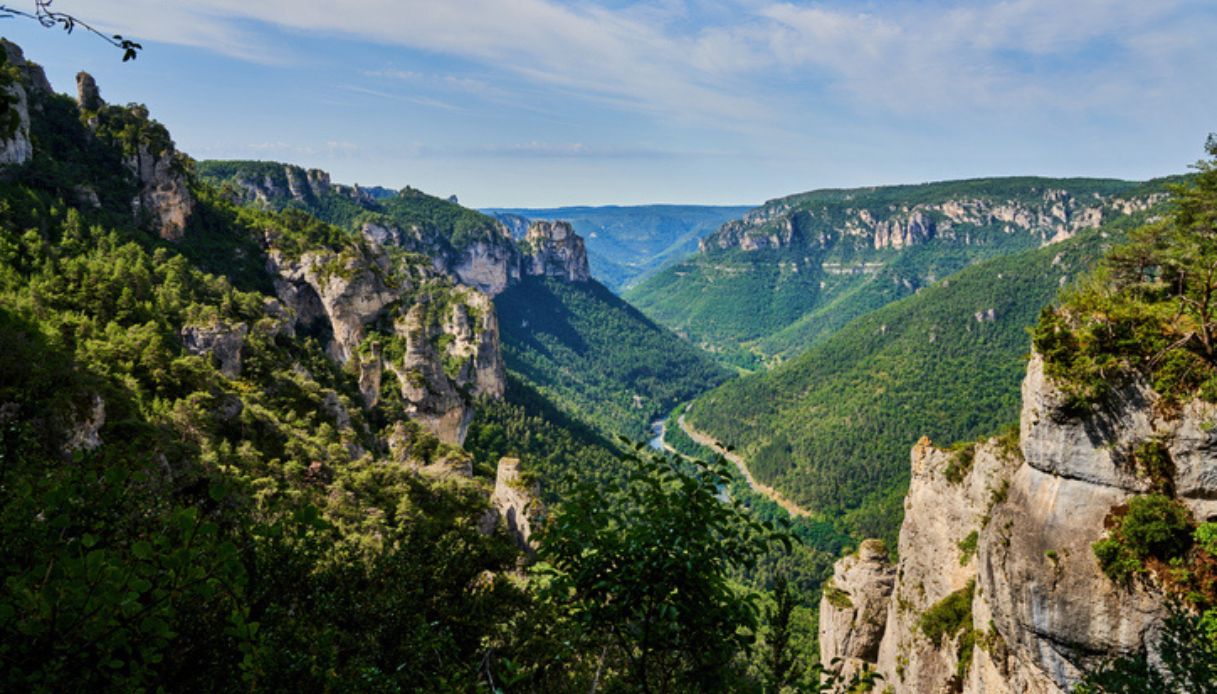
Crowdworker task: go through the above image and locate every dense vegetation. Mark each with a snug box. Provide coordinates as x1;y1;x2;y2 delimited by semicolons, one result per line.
197;159;503;254
495;276;730;440
0;51;824;691
626;177;1170;366
484;204;752;291
1027;140;1217;690
683;210;1162;546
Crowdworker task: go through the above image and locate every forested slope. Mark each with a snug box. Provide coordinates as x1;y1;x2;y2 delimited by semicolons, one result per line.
685;209;1164;544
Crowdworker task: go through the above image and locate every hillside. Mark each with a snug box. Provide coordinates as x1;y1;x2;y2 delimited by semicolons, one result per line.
483;204;752;291
198;160;728;441
626;177;1168;366
683;207;1164;544
0;42;803;691
495;276;730;440
819;156;1217;691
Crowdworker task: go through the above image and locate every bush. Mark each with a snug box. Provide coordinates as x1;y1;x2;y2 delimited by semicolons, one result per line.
919;579;975;647
1094;495;1194;585
1121;495;1193;560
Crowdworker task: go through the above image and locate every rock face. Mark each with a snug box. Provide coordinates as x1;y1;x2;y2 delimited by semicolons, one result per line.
819;348;1217;693
450;234;522;296
125;126;195;241
267;238;505;445
70;71;196;241
76;71;102;111
0;41;49;167
490;457;544;555
705;188;1164;255
389;291;505;444
225;163;353;209
181;321;248;378
525;220;591;282
818;539;896;681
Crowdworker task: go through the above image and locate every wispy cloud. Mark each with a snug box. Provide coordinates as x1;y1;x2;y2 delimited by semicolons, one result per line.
414;141;683;159
94;0;1217;132
195;140;362;158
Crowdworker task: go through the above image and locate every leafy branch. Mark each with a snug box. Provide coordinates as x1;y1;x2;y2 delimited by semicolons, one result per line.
0;0;141;60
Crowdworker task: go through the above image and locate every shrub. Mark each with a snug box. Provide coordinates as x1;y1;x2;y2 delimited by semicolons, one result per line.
1094;495;1194;585
919;579;975;647
957;531;979;566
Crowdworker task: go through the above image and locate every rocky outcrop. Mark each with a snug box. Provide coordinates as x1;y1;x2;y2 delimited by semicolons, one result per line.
489;457;544;555
706;188;1157;255
873;210;935;249
225;163;349;208
388;290;505;444
181;321;248;378
125;126;195;241
71;71;196;241
451;235;523;296
0;40;49;166
819;348;1217;692
818;539;896;681
76;71;102;111
525;220;590;282
267;238;505;445
268;244;399;365
63;394;106;454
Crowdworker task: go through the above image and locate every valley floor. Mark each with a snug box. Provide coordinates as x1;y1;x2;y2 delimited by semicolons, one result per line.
676;414;812;518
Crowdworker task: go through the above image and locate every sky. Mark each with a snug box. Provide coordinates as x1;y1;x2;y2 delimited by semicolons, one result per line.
5;0;1216;207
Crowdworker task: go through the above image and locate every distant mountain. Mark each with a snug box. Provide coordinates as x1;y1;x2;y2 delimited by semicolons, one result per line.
625;178;1171;367
680;204;1168;546
482;204;754;291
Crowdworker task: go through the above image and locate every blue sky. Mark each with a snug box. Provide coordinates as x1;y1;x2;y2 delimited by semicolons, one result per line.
5;0;1216;207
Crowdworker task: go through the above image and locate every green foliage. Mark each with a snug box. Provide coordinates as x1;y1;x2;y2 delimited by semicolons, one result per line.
1034;141;1217;409
1094;495;1194;585
1196;523;1217;556
945;442;977;484
823;581;854;609
530;446;791;692
1075;603;1217;693
627;177;1165;364
918;579;975;648
958;531;979;565
683;223;1136;545
495;276;729;440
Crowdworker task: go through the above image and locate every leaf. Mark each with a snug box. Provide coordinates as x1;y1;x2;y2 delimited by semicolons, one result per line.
131;541;153;560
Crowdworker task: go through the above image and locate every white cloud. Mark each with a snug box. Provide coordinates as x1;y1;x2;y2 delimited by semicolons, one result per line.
91;0;1217;130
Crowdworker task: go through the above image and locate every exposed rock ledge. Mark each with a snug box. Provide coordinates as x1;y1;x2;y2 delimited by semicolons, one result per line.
819;349;1217;692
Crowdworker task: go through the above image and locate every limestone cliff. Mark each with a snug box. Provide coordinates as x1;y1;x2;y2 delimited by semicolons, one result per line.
704;186;1164;255
524;220;591;282
489;457;544;556
73;71;196;240
266;234;505;445
819;349;1217;692
0;41;48;167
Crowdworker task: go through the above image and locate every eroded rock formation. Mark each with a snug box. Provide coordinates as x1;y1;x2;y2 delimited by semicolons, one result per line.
819;349;1217;692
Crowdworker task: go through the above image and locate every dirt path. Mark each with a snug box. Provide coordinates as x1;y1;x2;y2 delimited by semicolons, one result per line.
677;414;813;518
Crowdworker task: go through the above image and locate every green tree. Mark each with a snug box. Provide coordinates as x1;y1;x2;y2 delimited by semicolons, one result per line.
535;445;791;692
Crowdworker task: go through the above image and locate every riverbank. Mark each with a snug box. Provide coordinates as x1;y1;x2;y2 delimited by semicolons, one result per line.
676;415;813;518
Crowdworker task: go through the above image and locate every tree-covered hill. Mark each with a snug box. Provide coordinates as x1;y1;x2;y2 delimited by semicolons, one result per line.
0;43;811;691
626;177;1174;367
495;276;730;440
683;206;1167;545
